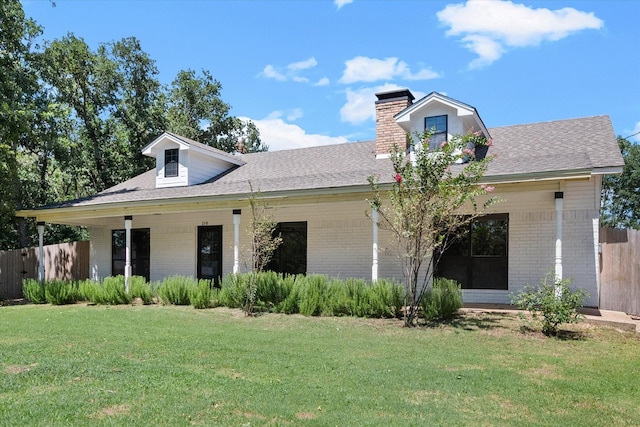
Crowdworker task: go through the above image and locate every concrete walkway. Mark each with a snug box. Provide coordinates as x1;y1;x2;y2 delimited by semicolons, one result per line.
462;304;640;333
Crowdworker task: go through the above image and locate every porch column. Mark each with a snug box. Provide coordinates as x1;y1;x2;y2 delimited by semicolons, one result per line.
124;215;132;293
233;209;241;274
555;192;563;293
372;208;379;282
37;221;45;282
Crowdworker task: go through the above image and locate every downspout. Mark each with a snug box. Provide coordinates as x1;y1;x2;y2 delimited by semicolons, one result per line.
37;221;45;282
124;215;132;293
555;192;564;295
233;209;241;274
372;208;379;282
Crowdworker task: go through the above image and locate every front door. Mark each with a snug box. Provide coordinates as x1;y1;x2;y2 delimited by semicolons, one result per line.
197;225;223;285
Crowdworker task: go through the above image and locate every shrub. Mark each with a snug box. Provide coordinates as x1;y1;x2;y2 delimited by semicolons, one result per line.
190;279;219;309
219;274;249;309
78;279;100;302
511;275;588;336
99;276;132;305
298;275;328;316
130;276;154;304
277;274;302;314
157;276;195;305
23;279;46;304
44;280;80;305
368;279;404;319
421;278;463;321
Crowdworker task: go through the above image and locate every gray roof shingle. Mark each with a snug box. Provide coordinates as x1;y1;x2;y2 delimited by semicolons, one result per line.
36;115;624;210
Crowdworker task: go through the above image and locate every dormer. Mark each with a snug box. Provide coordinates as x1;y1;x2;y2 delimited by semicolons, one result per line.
141;131;245;188
375;90;490;158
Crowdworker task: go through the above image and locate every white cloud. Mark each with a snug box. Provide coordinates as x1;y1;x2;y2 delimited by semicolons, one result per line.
261;64;286;81
287;108;303;121
339;83;426;125
246;112;349;151
261;57;325;84
339;56;440;84
287;57;318;71
437;0;604;68
335;0;353;10
314;77;330;86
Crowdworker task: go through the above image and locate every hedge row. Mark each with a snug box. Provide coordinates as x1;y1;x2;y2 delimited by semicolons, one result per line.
22;273;462;320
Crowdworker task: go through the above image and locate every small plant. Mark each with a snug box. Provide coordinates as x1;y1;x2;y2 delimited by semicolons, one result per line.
219;274;249;309
421;278;463;321
23;279;46;304
130;276;154;304
190;279;218;309
511;274;589;336
44;280;80;305
100;276;132;305
157;276;195;305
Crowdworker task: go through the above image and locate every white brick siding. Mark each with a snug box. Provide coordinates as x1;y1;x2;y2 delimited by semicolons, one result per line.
88;177;601;306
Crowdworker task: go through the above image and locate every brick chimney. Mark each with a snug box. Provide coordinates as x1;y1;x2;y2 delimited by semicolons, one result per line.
375;89;414;157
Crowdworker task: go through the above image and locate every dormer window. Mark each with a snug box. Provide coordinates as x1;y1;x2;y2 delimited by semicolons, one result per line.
425;115;447;151
164;148;179;177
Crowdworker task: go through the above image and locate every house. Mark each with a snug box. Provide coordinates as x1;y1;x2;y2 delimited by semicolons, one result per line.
17;90;624;307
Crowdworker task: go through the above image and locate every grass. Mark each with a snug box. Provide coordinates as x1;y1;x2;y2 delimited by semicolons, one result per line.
1;304;639;426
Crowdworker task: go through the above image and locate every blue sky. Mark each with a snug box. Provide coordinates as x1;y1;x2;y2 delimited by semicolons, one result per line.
22;0;640;151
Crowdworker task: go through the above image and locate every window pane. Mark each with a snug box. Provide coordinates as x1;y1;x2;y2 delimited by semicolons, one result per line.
165;149;179;177
112;228;150;281
472;218;508;256
268;222;307;275
437;214;508;290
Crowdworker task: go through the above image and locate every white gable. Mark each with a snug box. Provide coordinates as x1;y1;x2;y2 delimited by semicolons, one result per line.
394;92;490;141
141;132;245;188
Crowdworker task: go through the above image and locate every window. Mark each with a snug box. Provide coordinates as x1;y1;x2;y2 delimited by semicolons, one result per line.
267;222;307;275
112;228;150;281
437;214;508;290
197;225;222;286
164;148;179;177
425;115;447;151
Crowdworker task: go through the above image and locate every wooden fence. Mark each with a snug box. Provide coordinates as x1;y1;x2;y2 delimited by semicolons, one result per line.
600;227;640;316
0;241;90;300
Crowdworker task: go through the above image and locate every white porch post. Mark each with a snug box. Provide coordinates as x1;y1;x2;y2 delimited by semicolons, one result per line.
372;208;379;282
124;215;132;293
554;192;564;294
233;209;241;274
37;221;45;282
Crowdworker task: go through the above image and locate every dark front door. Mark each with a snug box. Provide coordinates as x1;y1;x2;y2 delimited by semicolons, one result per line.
197;225;223;285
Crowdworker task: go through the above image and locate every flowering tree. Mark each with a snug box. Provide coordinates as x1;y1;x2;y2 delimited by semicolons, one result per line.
369;129;500;326
244;182;283;315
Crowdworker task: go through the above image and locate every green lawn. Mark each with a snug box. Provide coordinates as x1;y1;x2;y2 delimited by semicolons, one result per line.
1;304;639;426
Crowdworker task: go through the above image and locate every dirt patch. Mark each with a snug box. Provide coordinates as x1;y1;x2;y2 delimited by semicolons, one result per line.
4;363;37;374
88;404;130;420
296;412;317;419
407;390;441;405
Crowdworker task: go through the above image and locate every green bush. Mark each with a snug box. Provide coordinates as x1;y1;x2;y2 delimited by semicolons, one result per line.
45;280;80;305
298;275;329;316
219;274;249;309
157;276;195;305
368;279;404;318
511;275;588;336
277;274;302;314
23;279;46;304
130;276;154;304
421;278;463;321
78;279;99;302
190;279;219;309
100;276;132;305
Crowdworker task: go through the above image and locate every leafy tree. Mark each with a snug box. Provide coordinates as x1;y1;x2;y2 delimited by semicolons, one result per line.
601;136;640;229
244;183;282;315
166;69;267;153
369;130;499;326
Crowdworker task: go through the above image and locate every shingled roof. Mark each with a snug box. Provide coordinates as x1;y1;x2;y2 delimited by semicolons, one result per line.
23;115;623;212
